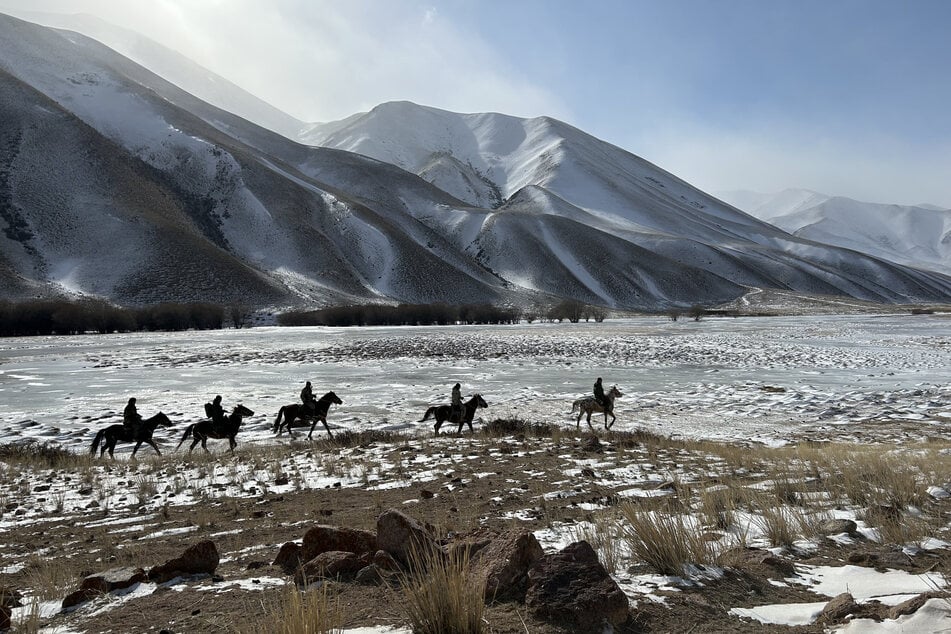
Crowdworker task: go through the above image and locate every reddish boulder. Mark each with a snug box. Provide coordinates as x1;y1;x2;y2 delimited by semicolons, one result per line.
526;541;629;632
815;593;859;625
376;509;441;567
472;531;544;602
301;525;377;562
294;551;363;585
717;547;795;577
273;542;303;575
372;549;401;571
62;567;148;609
148;540;219;584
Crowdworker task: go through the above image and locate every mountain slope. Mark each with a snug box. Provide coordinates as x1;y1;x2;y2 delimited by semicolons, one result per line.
302;101;951;305
3;9;305;139
2;13;950;310
720;189;951;275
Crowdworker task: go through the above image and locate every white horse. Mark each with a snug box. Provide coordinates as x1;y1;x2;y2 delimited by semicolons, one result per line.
571;385;622;430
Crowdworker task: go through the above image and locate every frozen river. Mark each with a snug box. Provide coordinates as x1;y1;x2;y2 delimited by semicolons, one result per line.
1;314;949;452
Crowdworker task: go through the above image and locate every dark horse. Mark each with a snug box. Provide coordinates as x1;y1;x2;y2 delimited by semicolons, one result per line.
176;404;255;454
571;385;623;430
273;391;343;439
419;394;488;435
90;412;173;459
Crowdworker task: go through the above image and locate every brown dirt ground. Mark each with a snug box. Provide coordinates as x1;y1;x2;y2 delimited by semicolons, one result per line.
3;428;950;633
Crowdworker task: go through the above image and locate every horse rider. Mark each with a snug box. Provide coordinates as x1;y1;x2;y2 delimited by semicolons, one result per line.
123;397;142;434
450;382;463;423
593;377;607;409
205;394;226;429
300;381;316;414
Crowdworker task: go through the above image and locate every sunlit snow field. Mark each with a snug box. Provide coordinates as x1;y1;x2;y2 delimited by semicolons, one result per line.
2;314;949;454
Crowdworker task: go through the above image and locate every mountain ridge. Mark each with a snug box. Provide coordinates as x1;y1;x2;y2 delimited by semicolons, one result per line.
719;189;951;275
2;13;950;310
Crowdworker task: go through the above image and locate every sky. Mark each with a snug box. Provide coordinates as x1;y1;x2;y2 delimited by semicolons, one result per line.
2;0;950;207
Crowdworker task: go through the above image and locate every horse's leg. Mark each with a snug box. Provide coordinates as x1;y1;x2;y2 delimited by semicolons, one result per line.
434;416;442;435
107;439;116;459
586;410;595;431
321;417;333;439
229;436;236;454
146;439;162;455
607;411;616;430
189;436;200;453
131;441;142;457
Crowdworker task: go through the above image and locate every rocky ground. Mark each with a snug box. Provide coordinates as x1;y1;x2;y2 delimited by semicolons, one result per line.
2;418;951;633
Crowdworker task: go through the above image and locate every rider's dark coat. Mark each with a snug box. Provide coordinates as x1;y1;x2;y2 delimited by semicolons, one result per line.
593;379;605;406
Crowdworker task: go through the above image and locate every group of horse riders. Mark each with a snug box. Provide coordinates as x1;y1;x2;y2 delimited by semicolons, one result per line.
119;376;614;438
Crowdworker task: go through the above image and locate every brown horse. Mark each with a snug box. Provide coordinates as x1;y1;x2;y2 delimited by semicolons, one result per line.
420;394;488;435
176;404;254;454
90;412;173;459
571;385;623;430
273;391;343;439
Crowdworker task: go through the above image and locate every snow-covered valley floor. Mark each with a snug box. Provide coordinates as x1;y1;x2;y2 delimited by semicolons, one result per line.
2;314;951;632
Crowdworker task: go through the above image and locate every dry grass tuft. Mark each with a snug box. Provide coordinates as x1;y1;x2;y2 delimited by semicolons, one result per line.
24;555;82;601
571;511;624;573
619;503;716;575
249;582;342;634
397;545;485;634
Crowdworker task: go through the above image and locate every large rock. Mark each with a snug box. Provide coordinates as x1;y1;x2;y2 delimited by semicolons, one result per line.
301;526;376;562
62;567;147;609
472;531;544;602
525;541;629;632
818;519;858;536
717;547;795;577
376;509;441;567
148;541;219;584
815;593;859;625
888;592;949;620
273;542;303;575
294;551;363;585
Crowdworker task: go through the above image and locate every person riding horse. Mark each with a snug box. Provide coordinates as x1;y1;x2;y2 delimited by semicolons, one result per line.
205;395;226;431
300;381;316;414
594;378;607;410
450;383;463;423
123;397;142;433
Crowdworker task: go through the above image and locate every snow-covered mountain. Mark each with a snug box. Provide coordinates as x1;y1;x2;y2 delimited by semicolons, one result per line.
719;189;951;275
2;13;951;310
2;9;305;139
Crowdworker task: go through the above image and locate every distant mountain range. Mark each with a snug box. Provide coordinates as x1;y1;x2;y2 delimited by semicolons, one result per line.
2;12;950;310
718;189;951;275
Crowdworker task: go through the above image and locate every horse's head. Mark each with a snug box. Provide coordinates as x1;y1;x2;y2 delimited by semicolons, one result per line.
154;412;173;427
608;385;623;398
471;394;488;409
233;404;254;417
325;391;343;405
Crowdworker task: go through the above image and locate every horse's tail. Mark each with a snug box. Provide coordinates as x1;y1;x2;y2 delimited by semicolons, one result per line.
273;407;285;433
176;424;195;450
570;400;582;414
90;429;106;456
419;406;436;423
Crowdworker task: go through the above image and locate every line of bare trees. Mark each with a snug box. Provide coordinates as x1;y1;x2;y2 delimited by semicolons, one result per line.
0;299;253;336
